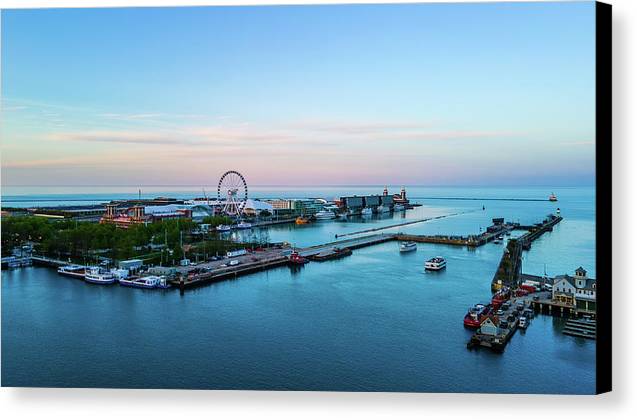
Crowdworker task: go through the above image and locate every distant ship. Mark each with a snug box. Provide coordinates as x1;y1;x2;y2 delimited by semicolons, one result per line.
314;210;336;220
549;193;558;202
399;241;417;252
236;221;252;229
216;224;232;232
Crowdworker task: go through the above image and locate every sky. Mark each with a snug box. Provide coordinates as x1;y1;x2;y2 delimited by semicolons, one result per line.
1;2;596;187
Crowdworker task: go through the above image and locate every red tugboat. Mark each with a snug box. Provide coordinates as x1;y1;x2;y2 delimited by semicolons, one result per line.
491;287;511;309
288;250;308;265
463;303;493;328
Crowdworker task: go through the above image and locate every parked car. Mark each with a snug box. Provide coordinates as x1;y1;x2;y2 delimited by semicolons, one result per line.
496;309;505;316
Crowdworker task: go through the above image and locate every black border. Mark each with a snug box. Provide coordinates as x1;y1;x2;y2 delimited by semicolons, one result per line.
595;1;612;395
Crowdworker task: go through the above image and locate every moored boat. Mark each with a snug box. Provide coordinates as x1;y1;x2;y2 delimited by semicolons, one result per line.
295;216;311;224
84;267;117;285
376;204;390;214
393;204;405;212
236;221;252;229
399;241;417;252
464;303;492;328
361;207;373;216
491;287;511;308
216;224;232;232
288;250;308;265
57;264;86;279
425;256;446;271
119;275;168;289
314;210;336;220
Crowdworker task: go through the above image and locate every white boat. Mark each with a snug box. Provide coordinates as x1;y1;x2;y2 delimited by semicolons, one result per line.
361;207;373;216
119;275;168;289
425;256;446;271
399;241;417;252
376;204;390;214
57;264;86;279
314;210;336;220
84;267;117;284
236;221;252;229
393;204;405;212
216;224;232;232
518;317;528;329
336;213;348;219
549;193;558;202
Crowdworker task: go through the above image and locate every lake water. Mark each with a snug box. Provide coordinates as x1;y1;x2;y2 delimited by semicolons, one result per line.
1;186;596;393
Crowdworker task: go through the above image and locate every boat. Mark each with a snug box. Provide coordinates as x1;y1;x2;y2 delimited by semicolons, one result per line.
376;204;390;214
236;221;252;229
119;275;167;289
361;207;373;216
314;210;336;220
424;256;446;271
288;250;308;265
216;224;232;232
84;267;117;285
493;238;502;244
497;234;504;240
399;241;417;252
57;264;86;279
296;216;310;224
518;317;528;329
491;288;511;308
393;204;405;212
556;207;561;214
336;213;348;220
549;193;558;202
464;303;492;328
307;247;352;262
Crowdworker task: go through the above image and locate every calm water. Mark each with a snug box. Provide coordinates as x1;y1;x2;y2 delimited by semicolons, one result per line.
1;186;596;393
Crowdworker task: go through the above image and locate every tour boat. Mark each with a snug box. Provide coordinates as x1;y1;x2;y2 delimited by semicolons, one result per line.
549;193;558;202
393;204;405;212
236;221;252;229
57;264;86;279
288;250;308;265
361;207;373;216
216;224;232;232
84;267;117;285
425;256;446;271
314;210;336;220
119;275;167;289
464;303;492;328
399;241;417;252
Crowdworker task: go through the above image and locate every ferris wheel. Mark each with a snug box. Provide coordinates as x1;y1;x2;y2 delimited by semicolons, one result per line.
217;170;248;216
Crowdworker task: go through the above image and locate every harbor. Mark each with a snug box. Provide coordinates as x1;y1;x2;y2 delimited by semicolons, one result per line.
1;185;596;392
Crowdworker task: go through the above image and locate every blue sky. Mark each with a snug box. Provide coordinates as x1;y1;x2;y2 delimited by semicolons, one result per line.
1;2;596;186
